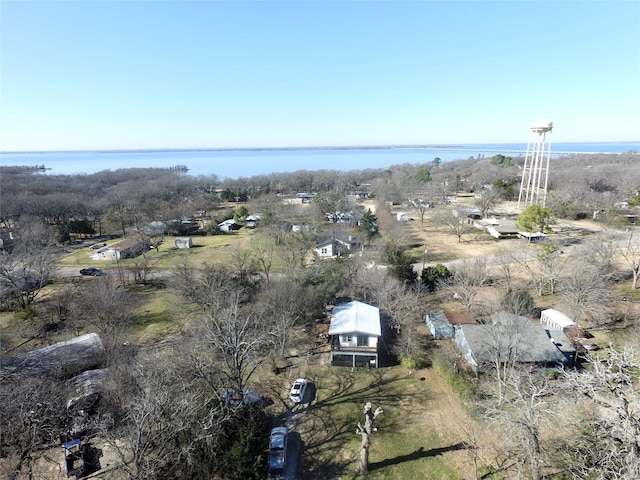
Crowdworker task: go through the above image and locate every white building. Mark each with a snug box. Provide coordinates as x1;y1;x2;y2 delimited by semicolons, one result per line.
328;301;381;368
540;309;576;331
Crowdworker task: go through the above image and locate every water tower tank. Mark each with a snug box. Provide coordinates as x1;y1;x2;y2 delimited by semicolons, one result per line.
529;119;553;133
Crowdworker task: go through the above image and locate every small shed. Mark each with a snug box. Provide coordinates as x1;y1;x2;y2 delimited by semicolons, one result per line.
540;309;575;331
426;310;477;339
426;310;453;338
175;237;193;249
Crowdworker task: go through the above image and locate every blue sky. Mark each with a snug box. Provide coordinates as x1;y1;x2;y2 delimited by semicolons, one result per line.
1;1;639;151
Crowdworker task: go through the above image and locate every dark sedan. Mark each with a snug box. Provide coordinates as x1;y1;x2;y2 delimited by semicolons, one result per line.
79;268;103;276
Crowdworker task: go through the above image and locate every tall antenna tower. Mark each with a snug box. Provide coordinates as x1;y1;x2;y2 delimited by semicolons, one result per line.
518;119;553;208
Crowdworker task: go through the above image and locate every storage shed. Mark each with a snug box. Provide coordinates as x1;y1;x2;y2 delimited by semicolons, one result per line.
426;310;477;338
540;309;575;330
175;237;193;249
426;310;453;338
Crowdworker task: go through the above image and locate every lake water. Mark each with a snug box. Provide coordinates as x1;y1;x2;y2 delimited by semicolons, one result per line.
1;142;638;179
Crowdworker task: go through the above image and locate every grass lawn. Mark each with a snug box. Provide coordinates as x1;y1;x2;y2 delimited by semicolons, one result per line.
297;365;473;479
57;232;256;269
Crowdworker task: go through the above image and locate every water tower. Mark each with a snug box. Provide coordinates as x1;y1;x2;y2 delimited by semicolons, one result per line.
518;119;553;208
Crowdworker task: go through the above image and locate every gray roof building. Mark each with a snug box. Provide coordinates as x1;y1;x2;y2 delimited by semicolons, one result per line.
454;312;569;372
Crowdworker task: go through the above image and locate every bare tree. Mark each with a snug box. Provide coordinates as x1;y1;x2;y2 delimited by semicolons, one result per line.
279;230;317;275
72;276;137;357
561;256;612;324
173;262;247;314
620;228;640;289
410;198;432;227
441;259;490;311
367;276;428;368
435;207;473;243
229;243;253;274
0;376;69;479
494;252;517;290
0;218;57;309
474;187;501;219
128;256;155;285
256;278;309;358
355;402;384;474
512;241;567;296
312;190;352;222
482;371;555;480
108;354;222;480
560;346;640;479
190;292;274;395
250;234;275;282
478;312;528;402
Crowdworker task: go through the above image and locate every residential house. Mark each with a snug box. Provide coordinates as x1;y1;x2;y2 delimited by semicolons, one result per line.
485;219;520;239
315;235;362;258
453;311;570;372
90;235;150;261
218;219;241;233
327;211;363;225
328;301;381;368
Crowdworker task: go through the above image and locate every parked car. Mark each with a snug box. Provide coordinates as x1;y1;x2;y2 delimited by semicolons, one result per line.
89;242;106;250
268;426;287;475
79;268;103;276
289;378;308;404
221;388;262;406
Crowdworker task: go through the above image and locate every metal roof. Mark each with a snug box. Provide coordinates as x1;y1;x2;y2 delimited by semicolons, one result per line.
457;312;567;367
541;309;575;329
329;301;381;336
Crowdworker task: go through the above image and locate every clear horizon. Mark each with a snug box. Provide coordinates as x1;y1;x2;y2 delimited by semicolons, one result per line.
2;139;640;155
2;2;639;151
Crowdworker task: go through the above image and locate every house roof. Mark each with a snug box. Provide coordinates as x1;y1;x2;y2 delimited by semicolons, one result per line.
107;234;149;251
316;235;335;248
316;235;361;249
458;312;567;366
444;310;476;325
329;301;381;336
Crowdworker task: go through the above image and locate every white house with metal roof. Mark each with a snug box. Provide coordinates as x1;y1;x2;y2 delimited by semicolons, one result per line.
328;301;381;368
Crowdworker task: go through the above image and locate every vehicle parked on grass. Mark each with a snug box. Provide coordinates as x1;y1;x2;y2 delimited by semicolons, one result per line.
221;388;262;406
79;268;103;276
89;242;106;250
289;378;308;404
268;426;287;475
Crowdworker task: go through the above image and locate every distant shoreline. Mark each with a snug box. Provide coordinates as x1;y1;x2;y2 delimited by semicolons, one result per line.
1;141;638;156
